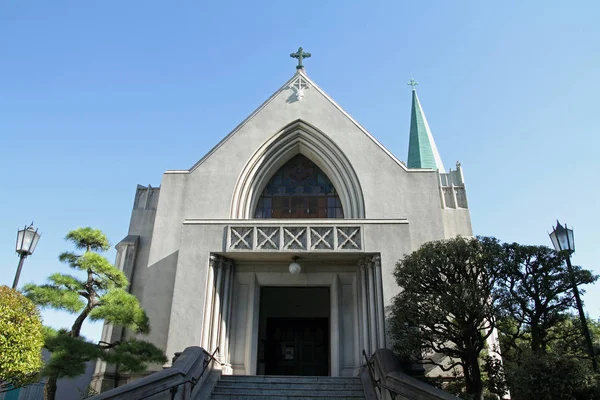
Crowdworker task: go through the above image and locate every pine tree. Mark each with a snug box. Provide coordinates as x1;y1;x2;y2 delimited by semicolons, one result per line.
24;227;166;400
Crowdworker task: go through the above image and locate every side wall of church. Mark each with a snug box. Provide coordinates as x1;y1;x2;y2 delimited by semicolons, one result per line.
137;173;188;352
442;208;473;239
91;187;164;389
162;223;226;359
126;206;158;312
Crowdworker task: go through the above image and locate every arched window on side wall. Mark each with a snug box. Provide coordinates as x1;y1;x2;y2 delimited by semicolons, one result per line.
254;155;344;219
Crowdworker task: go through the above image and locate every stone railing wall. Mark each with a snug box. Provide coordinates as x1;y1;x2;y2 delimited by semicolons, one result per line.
367;349;459;400
89;347;219;400
227;224;362;252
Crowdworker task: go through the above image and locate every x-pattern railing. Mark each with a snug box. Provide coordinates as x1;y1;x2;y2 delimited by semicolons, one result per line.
228;225;362;251
257;228;278;249
311;227;333;249
231;227;252;249
284;227;306;249
338;227;360;249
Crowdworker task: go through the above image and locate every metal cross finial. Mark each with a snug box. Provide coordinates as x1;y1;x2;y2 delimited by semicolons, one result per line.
407;78;419;90
290;47;311;70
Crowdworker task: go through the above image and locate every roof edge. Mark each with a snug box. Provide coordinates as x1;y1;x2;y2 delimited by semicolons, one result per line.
185;69;419;173
188;71;303;172
300;71;409;171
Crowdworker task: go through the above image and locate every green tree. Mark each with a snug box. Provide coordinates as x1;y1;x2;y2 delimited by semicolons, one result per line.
493;244;599;399
496;243;597;356
503;350;599;400
24;227;167;400
499;316;600;400
547;315;600;359
388;236;504;400
0;285;44;389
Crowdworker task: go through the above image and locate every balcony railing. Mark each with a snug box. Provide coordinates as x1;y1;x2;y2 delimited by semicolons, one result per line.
227;224;362;252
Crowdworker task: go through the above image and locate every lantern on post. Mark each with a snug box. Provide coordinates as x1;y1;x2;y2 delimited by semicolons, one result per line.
549;220;596;371
12;223;41;289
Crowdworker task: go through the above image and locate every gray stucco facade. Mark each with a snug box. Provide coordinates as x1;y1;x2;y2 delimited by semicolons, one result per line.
91;69;472;391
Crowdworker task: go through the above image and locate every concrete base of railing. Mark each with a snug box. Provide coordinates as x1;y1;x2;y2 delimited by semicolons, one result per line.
192;369;221;399
369;349;458;400
89;347;220;400
360;366;379;400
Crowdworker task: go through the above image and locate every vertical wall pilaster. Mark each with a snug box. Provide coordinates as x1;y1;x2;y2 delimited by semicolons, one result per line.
246;274;260;375
373;255;386;348
367;258;378;354
223;261;235;373
202;255;236;370
219;261;231;363
438;173;447;209
210;257;224;352
330;274;340;376
451;182;459;209
201;255;217;349
358;260;370;355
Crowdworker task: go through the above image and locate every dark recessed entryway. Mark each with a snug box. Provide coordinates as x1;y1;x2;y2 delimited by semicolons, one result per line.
258;287;330;376
265;317;329;376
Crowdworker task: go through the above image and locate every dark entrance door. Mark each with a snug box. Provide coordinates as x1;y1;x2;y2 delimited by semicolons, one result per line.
265;318;329;376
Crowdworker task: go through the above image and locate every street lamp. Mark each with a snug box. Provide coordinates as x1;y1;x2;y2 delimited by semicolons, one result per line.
12;223;41;289
549;220;596;371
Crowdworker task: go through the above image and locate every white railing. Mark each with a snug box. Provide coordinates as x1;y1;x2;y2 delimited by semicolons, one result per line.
227;224;363;252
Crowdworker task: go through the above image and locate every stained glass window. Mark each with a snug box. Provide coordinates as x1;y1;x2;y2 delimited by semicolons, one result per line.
254;155;344;219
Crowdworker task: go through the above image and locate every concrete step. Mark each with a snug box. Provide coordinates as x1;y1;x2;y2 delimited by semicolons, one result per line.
210;376;366;399
219;375;360;383
216;382;364;390
213;389;364;396
211;396;364;400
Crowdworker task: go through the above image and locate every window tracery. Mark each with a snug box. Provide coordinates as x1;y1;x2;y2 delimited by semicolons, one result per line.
254;155;344;219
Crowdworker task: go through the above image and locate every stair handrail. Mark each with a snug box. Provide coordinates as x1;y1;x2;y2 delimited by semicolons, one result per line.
363;349;460;400
363;349;401;400
89;347;221;400
199;347;221;382
137;347;220;400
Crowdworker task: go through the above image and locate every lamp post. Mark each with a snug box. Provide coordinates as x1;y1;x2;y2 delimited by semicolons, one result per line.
12;223;41;289
549;220;597;371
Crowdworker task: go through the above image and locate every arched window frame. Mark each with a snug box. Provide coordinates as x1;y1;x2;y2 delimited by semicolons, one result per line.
254;154;343;219
231;120;366;219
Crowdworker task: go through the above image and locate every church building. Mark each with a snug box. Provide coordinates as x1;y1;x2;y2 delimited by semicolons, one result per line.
92;48;472;390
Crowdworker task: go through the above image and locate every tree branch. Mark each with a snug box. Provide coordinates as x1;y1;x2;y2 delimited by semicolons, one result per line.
98;340;121;349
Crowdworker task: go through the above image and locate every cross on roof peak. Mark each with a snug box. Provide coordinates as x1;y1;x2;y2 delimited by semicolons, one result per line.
407;78;419;90
290;47;311;70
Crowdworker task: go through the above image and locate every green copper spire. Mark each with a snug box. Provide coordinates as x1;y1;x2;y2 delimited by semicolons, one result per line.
406;81;445;172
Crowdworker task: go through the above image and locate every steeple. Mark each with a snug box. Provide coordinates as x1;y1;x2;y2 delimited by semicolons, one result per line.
406;80;445;172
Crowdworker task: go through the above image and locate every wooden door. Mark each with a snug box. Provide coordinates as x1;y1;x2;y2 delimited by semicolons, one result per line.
265;318;329;376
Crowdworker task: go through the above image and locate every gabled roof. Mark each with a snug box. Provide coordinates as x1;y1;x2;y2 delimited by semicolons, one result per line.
178;69;411;174
407;88;445;172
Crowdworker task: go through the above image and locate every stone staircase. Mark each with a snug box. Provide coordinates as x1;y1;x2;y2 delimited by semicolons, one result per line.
209;375;367;399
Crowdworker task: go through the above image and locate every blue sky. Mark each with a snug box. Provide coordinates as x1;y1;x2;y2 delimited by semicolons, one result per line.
1;1;599;342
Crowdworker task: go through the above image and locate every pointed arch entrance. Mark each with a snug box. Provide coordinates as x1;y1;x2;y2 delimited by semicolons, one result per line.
231;120;365;219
